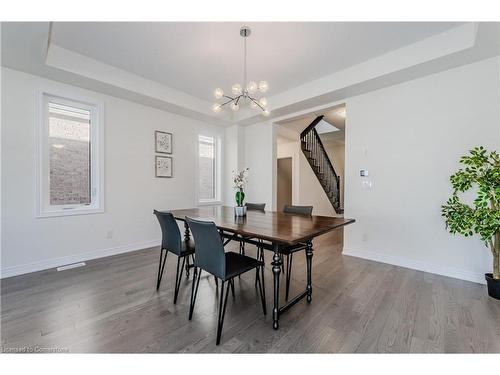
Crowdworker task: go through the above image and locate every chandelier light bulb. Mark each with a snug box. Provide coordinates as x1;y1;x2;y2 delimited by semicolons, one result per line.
232;84;242;95
212;103;221;113
214;88;224;99
211;27;269;115
258;81;268;93
247;81;257;94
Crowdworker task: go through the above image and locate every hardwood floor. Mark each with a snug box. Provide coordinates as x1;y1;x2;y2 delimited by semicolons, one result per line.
1;230;499;353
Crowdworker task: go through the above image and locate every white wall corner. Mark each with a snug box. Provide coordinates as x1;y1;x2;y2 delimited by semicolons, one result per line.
342;248;486;285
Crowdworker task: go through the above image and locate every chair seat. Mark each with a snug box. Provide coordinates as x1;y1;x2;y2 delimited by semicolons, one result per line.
167;239;195;256
224;251;263;280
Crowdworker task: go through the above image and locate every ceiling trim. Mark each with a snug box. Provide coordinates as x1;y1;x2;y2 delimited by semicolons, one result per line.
3;22;498;128
45;43;233;126
237;23;489;126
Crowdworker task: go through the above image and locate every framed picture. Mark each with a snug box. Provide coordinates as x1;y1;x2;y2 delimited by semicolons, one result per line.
155;131;172;154
155;155;172;178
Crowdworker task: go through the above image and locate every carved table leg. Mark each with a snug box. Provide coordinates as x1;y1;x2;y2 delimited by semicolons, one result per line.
272;242;282;330
306;241;313;303
185;254;190;278
184;221;190;241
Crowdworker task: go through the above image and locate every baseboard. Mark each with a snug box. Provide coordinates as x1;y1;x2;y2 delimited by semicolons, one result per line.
0;239;161;279
342;248;486;285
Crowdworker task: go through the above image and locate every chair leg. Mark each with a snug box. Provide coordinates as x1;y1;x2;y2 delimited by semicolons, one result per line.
285;253;293;301
156;248;168;290
173;256;186;304
229;278;235;298
189;267;201;320
238;241;244;279
216;280;231;345
255;240;264;286
256;266;267;315
255;246;261;287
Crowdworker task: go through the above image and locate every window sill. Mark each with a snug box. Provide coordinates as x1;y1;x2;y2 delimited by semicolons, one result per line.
36;207;104;218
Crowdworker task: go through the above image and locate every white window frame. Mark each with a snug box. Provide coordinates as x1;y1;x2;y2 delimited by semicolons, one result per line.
35;89;104;218
197;133;222;205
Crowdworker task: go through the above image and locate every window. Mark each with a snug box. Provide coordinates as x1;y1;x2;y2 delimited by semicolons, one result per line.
37;92;103;217
198;134;221;204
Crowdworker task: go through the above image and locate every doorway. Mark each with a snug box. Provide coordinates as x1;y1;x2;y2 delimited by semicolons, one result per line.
277;157;293;211
274;103;345;217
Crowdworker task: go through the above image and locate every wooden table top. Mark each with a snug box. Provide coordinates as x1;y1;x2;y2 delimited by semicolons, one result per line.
166;206;355;245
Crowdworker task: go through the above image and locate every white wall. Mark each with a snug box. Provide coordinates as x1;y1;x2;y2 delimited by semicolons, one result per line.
247;56;499;285
1;68;224;277
343;56;500;284
223;124;246;206
243;121;276;209
224;125;239;206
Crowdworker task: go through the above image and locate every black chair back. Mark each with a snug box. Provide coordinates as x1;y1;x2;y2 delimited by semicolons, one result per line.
153;210;182;255
283;204;313;216
245;202;266;211
185;217;226;279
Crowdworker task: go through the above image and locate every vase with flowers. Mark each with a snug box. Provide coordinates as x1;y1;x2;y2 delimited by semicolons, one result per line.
233;168;249;216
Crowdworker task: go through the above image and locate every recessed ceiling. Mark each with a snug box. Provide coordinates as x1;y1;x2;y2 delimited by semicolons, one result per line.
277;105;346;144
316;119;340;134
50;22;464;101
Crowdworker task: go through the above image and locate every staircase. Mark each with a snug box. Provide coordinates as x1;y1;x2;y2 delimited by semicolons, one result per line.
300;115;343;214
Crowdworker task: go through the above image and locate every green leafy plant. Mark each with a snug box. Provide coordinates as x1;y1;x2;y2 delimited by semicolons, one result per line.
233;168;249;207
442;147;500;279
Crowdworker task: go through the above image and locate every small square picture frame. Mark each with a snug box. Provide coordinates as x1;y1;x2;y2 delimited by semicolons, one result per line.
155;155;173;178
155;131;172;154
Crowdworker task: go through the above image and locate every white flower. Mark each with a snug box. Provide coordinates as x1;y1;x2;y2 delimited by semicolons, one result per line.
232;168;249;190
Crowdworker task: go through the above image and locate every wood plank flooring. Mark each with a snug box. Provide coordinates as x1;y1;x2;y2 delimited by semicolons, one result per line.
1;230;499;353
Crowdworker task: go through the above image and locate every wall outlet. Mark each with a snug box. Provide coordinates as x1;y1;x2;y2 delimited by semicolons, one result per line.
106;230;113;239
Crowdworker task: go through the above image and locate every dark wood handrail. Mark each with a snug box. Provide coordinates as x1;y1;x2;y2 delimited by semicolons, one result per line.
300;115;324;139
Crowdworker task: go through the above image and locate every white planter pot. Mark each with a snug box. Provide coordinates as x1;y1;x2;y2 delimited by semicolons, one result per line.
234;206;247;217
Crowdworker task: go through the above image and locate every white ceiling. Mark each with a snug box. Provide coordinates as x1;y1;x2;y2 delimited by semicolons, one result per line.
50;22;463;101
2;22;498;127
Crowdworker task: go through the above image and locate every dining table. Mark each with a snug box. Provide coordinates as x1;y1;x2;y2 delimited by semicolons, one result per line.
165;205;355;330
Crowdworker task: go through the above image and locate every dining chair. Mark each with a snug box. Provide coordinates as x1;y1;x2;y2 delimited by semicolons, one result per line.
153;210;195;304
186;217;266;345
238;202;266;256
243;203;266;285
282;205;313;301
244;202;266;211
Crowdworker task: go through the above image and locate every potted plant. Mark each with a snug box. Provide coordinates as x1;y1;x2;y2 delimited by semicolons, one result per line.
441;146;500;299
233;168;249;217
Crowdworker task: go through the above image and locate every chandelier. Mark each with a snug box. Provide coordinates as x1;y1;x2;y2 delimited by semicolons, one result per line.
212;26;270;116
